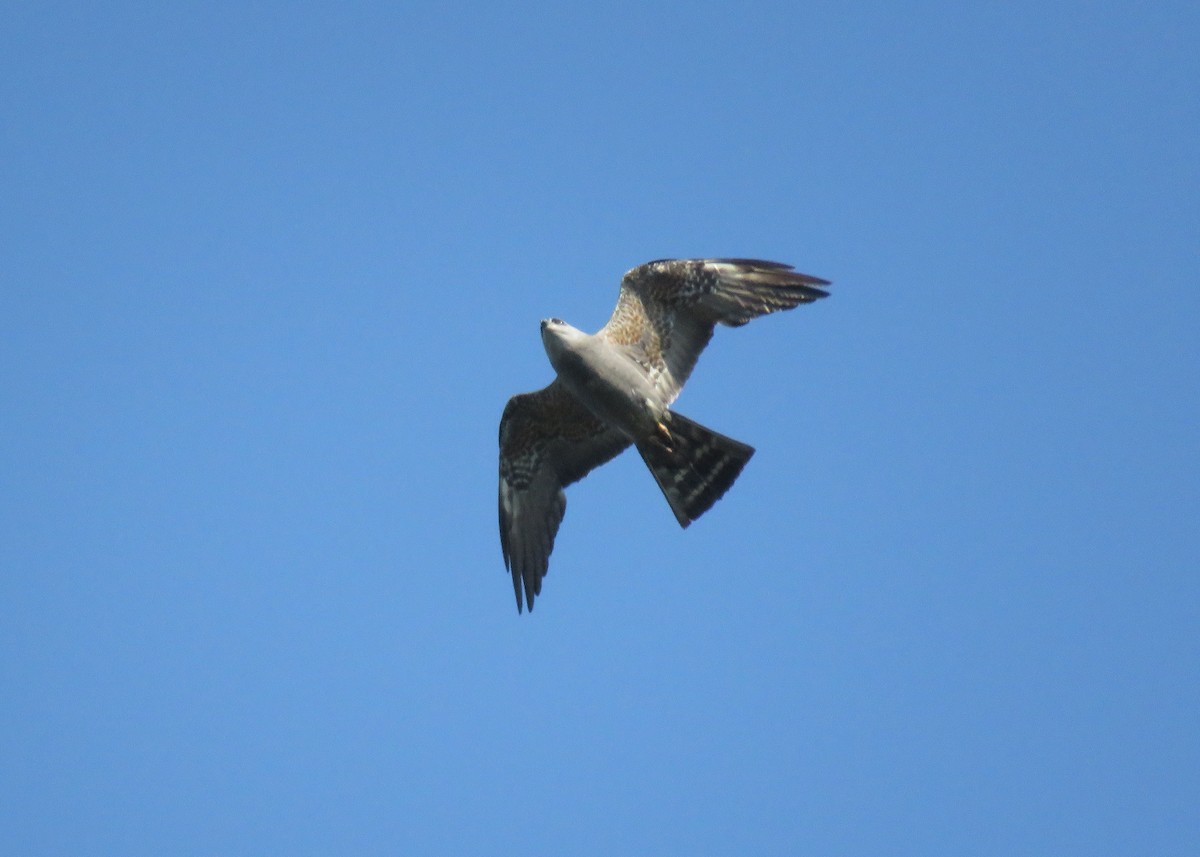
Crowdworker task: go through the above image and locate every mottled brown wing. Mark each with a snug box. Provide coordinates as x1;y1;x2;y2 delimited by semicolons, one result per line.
599;259;831;404
498;380;631;612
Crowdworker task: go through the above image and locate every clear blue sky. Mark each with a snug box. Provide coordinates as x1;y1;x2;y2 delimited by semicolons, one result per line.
2;2;1197;854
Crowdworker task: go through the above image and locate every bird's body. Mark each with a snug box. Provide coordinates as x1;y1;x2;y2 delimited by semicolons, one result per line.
499;258;830;612
541;319;666;443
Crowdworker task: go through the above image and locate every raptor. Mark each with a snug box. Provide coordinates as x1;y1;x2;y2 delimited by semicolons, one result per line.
498;258;830;612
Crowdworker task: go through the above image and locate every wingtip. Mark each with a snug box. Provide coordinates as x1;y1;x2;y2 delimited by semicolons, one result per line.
801;274;832;288
710;258;832;286
522;577;538;614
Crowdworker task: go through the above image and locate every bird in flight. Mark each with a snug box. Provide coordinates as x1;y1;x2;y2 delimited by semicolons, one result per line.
498;258;830;612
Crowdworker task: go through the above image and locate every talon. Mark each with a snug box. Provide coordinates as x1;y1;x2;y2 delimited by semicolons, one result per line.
654;421;674;452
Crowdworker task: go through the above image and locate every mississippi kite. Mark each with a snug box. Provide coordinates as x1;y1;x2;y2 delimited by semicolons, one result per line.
498;258;830;612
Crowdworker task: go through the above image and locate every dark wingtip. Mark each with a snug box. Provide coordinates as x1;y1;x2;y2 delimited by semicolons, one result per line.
711;258;832;285
509;561;525;614
789;282;831;301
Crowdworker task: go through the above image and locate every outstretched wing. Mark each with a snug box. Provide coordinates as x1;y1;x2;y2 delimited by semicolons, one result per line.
599;259;830;404
498;380;631;612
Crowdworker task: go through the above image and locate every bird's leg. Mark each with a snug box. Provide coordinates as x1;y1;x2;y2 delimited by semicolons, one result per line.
653;421;674;453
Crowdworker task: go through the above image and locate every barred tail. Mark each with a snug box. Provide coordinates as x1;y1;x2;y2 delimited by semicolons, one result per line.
636;411;755;528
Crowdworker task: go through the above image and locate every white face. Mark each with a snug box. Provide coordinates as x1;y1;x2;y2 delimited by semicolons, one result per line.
540;317;582;361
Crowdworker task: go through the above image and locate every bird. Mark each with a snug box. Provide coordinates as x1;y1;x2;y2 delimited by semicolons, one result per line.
498;258;830;612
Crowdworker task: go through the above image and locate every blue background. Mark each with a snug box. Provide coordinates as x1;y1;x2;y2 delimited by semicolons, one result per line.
2;2;1197;854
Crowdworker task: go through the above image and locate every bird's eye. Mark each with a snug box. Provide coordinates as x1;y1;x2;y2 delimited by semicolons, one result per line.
550;318;563;325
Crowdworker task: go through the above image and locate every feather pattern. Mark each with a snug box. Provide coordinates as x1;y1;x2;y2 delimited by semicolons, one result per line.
498;380;630;612
498;258;830;612
601;259;829;403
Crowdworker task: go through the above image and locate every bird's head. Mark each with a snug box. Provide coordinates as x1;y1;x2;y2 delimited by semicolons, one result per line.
540;317;584;362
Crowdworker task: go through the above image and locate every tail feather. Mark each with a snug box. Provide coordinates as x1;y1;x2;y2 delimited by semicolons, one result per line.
636;411;755;528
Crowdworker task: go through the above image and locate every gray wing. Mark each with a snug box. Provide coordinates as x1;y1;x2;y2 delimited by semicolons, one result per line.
599;258;831;404
498;380;631;613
